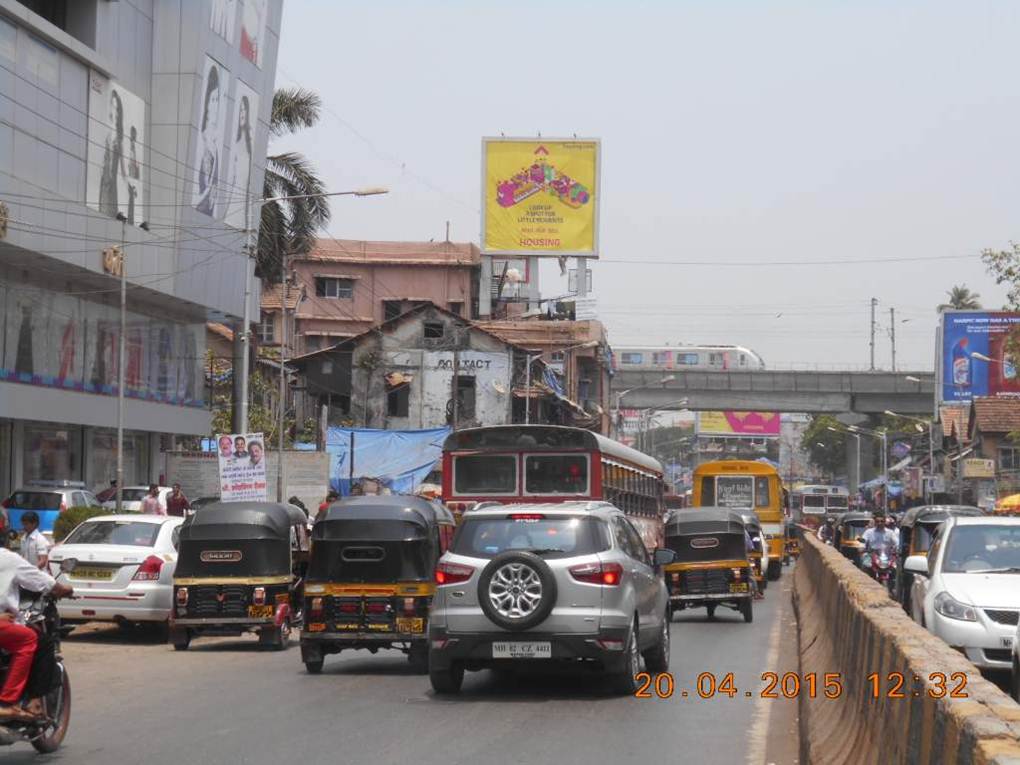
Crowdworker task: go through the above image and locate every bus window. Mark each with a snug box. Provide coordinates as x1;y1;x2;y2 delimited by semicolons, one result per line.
701;476;716;505
453;455;517;494
802;495;826;514
524;454;588;495
754;477;772;508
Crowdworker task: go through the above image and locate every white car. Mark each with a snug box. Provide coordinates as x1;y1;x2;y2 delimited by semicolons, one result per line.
101;486;172;513
906;516;1020;671
48;514;184;627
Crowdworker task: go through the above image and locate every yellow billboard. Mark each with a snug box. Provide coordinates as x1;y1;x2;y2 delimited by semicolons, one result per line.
482;138;600;256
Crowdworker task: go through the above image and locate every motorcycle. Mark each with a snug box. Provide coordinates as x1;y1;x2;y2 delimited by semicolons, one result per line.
0;562;73;753
865;549;897;594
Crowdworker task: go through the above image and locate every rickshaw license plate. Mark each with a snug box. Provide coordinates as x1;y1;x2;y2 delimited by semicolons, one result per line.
730;583;749;593
396;617;424;633
247;605;273;618
74;567;114;580
492;641;551;659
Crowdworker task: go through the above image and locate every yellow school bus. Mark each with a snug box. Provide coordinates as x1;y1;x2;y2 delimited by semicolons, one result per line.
691;460;785;581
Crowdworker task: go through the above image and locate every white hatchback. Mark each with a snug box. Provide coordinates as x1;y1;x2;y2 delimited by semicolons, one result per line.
48;514;184;627
906;516;1020;671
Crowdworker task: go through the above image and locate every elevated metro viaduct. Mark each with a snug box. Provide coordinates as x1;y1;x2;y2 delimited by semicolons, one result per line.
611;369;935;415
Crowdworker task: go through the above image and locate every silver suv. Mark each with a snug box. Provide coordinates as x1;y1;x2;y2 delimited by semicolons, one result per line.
428;501;674;694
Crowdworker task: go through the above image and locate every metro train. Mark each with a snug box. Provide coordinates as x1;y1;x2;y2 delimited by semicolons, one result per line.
612;344;766;371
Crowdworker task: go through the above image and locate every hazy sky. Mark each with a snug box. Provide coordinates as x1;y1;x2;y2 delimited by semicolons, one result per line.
276;1;1018;370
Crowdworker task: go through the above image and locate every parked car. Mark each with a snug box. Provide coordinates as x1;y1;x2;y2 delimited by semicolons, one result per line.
48;514;184;628
906;516;1020;671
428;501;674;694
101;486;172;513
2;481;103;537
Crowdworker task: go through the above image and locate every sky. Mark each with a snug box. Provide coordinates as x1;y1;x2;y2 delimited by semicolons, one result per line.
274;1;1019;370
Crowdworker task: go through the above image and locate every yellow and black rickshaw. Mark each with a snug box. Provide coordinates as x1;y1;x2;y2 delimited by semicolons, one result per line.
895;504;983;612
300;496;455;674
170;501;308;651
740;513;767;593
834;511;872;566
663;508;754;623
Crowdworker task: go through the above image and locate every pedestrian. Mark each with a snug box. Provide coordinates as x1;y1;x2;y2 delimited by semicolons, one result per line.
141;485;166;515
95;480;118;503
165;484;191;517
316;491;338;522
18;512;50;571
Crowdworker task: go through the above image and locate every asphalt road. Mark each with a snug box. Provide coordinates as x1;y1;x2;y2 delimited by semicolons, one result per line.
2;574;800;765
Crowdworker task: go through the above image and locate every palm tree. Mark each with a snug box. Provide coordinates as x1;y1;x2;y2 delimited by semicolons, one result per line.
258;88;331;282
940;284;982;311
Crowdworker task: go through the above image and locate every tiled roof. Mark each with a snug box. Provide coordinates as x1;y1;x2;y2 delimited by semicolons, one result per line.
302;239;480;266
261;283;303;310
476;319;606;349
207;322;234;341
971;397;1020;434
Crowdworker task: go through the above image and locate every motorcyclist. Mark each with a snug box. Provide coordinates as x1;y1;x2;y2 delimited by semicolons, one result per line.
861;512;897;555
0;548;73;721
818;516;836;544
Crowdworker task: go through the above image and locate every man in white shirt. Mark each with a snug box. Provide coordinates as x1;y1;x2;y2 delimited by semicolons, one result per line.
18;513;50;571
861;513;897;555
0;548;72;720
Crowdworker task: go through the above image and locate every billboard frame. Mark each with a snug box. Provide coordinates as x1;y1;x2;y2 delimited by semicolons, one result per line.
480;136;602;258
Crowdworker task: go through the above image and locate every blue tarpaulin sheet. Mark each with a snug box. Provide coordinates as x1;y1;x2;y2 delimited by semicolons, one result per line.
326;427;451;496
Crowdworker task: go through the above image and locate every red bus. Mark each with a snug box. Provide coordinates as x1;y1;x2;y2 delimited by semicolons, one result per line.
441;425;666;550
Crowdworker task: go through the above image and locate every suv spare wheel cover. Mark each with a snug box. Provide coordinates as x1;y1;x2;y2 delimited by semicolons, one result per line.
478;551;557;632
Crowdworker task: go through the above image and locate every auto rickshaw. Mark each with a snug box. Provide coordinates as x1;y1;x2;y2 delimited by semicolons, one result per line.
299;496;455;674
895;504;983;612
834;511;872;566
740;513;767;593
170;501;308;651
663;508;754;623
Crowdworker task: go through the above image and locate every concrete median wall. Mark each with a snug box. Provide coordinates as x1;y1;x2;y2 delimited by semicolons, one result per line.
794;533;1020;765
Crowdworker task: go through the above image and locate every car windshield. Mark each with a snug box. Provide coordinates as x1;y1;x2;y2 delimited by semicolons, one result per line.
8;492;61;510
64;521;162;547
942;525;1020;573
451;515;609;560
120;489;150;502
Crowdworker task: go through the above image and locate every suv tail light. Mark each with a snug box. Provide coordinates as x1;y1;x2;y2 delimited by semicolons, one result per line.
435;561;474;585
569;561;623;586
132;555;164;581
509;513;545;521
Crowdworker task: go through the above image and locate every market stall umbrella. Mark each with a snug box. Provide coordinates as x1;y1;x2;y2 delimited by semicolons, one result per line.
995;494;1020;514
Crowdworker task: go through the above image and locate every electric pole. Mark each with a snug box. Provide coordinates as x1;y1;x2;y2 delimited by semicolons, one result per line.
870;298;878;371
890;306;896;372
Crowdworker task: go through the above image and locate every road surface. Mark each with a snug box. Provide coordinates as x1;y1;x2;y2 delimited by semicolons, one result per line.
3;576;800;764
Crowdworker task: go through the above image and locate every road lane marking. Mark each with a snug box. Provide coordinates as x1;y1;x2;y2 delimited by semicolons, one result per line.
746;581;787;765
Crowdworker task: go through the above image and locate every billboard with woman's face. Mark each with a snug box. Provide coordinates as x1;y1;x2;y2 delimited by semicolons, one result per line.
192;56;231;218
87;72;145;226
223;80;259;230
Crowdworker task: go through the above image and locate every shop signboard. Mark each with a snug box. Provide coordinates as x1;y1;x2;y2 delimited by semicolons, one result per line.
962;458;996;479
939;311;1020;403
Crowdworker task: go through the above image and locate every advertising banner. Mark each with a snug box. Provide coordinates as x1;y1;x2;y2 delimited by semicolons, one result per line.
697;411;781;436
216;433;268;501
87;71;145;226
482;138;599;256
940;311;1020;403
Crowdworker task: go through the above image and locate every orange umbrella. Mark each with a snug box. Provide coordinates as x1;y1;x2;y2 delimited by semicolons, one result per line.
995;494;1020;514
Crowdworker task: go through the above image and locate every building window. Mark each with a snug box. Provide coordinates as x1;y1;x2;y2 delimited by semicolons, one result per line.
315;277;354;299
387;385;410;417
1000;448;1020;471
424;322;445;340
550;351;565;362
256;314;275;343
621;353;643;365
383;300;403;322
447;301;464;317
17;1;68;30
303;335;325;353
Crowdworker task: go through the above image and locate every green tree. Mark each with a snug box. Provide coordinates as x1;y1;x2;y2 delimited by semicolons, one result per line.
211;368;296;448
939;284;982;311
800;415;848;477
258;87;331;282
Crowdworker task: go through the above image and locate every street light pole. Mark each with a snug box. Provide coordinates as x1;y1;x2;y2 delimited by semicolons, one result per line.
613;376;676;439
115;215;127;512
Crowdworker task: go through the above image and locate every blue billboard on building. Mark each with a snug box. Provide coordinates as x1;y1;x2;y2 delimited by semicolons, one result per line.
940;311;1020;403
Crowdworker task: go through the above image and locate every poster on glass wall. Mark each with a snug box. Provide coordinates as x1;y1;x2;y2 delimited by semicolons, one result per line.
217;432;268;501
193;56;230;218
223;81;259;229
210;0;237;43
86;71;146;226
240;0;267;68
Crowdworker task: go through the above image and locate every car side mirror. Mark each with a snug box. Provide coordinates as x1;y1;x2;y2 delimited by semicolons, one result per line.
904;555;928;576
653;549;675;568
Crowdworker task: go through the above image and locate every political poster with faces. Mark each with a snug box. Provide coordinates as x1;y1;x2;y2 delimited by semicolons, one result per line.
216;432;268;501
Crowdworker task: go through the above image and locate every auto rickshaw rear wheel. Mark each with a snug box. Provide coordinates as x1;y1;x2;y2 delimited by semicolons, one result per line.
408;642;429;674
170;628;191;651
740;598;753;623
304;660;323;674
705;604;717;620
